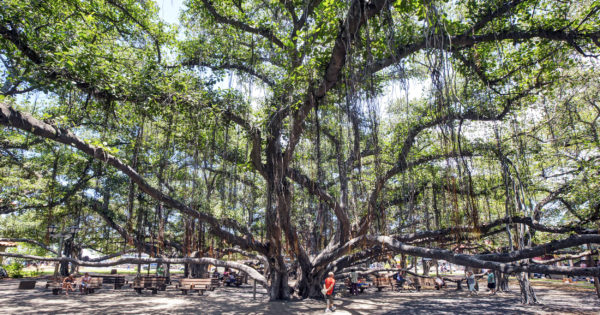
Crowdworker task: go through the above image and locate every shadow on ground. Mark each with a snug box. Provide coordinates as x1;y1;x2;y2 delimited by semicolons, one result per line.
1;278;598;314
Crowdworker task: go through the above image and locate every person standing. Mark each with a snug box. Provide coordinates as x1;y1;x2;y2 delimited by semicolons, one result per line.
487;270;496;295
324;272;336;312
466;271;477;296
350;270;358;295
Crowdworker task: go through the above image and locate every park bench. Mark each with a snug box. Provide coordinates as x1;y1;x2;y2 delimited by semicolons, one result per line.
408;277;422;291
79;277;102;294
47;280;65;295
224;274;243;287
101;275;126;289
373;277;395;292
133;276;167;294
211;277;221;288
45;276;62;289
180;278;214;295
46;277;68;295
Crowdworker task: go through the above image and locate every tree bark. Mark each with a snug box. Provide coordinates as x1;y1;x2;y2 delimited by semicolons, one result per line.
517;272;538;304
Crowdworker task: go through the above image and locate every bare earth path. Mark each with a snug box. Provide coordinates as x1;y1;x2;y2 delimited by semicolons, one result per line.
0;278;598;314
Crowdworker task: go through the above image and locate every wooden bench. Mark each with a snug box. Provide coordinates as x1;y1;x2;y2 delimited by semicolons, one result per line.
409;277;422;291
133;276;167;294
45;277;62;289
211;277;221;288
101;275;126;289
224;275;243;287
47;281;64;295
420;277;436;289
180;278;213;295
46;277;66;295
79;277;102;294
373;277;395;292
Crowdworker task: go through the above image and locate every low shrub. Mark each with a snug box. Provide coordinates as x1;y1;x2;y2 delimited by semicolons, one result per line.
5;262;24;278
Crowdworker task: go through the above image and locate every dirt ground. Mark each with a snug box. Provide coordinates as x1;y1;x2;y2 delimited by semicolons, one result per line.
0;278;598;314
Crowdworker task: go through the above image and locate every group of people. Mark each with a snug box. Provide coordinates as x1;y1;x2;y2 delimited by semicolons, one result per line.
222;268;239;286
466;270;496;296
61;272;92;296
322;269;498;312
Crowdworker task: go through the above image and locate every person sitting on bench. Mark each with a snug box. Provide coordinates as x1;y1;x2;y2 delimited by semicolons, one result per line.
80;273;92;294
62;274;75;296
434;276;445;290
226;272;236;286
394;271;406;289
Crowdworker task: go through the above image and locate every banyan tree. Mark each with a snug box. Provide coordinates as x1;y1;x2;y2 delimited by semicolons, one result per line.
1;0;600;304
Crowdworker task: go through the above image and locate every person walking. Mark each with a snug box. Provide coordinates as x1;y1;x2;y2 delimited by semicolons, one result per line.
323;272;336;312
466;271;477;296
487;270;496;295
350;270;358;295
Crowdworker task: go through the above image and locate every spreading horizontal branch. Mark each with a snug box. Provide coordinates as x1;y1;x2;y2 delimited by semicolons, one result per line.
533;250;597;265
0;102;266;254
372;27;600;74
86;249;138;262
0;252;267;287
182;60;275;87
0;238;57;255
200;0;285;49
363;235;600;277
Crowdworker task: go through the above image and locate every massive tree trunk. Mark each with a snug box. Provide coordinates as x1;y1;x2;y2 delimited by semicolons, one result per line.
297;268;327;299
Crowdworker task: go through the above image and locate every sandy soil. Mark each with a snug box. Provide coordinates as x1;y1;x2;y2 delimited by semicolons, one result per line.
0;278;598;314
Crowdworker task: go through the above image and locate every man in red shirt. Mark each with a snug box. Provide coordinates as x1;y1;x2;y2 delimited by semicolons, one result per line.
324;272;336;312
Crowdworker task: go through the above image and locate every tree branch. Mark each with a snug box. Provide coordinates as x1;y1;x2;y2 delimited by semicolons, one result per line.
0;252;268;287
200;0;285;49
0;238;57;255
0;102;266;254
